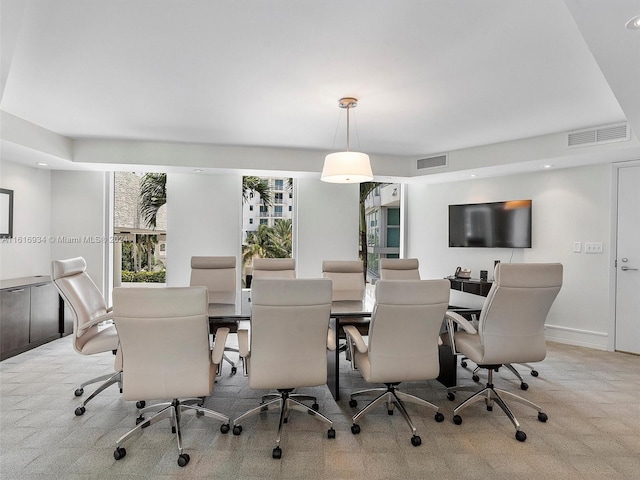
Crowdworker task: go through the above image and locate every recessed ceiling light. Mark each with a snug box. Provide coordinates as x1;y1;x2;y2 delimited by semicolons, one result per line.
37;162;48;166
193;168;204;173
470;174;477;177
543;165;553;169
626;15;640;30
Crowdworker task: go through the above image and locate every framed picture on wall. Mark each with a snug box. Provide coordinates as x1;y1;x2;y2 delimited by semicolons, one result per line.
0;188;14;238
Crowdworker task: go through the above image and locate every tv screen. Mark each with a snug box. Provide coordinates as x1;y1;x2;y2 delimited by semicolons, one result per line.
449;200;532;248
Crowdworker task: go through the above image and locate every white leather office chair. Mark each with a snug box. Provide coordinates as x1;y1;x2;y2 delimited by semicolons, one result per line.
232;278;335;459
112;286;230;467
343;279;450;446
322;260;365;301
322;260;367;358
51;257;121;416
445;262;563;442
379;258;421;280
251;257;296;279
190;255;239;374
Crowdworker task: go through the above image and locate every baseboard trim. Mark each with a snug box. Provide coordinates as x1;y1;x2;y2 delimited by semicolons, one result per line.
545;324;608;351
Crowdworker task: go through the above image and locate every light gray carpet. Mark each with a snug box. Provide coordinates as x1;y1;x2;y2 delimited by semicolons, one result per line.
1;335;639;480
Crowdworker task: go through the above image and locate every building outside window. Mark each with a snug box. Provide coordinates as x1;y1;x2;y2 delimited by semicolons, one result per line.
364;183;401;279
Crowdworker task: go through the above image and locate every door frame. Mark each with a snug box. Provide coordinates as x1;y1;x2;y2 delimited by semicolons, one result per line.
607;159;640;352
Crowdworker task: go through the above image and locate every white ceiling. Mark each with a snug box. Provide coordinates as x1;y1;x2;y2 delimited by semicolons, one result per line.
1;0;639;179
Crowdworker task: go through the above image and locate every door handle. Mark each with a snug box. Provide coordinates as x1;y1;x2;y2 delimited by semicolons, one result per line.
621;266;638;271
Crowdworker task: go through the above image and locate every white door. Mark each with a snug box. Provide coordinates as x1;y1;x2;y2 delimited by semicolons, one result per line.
615;164;640;354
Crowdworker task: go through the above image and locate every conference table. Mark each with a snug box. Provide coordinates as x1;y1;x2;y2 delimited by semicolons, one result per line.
208;292;461;402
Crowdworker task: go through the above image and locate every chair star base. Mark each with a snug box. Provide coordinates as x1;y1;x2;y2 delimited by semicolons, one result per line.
349;383;444;446
448;368;547;442
232;389;335;459
74;371;122;416
114;398;230;467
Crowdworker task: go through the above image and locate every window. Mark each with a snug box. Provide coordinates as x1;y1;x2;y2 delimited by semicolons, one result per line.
363;183;402;279
242;176;294;287
113;172;167;285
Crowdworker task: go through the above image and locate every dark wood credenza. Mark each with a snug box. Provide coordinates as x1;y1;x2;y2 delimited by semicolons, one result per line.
447;276;493;297
0;276;65;361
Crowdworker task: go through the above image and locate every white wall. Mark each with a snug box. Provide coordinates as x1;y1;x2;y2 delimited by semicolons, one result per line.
407;164;611;349
166;173;243;287
0;160;52;279
50;171;107;292
295;178;359;278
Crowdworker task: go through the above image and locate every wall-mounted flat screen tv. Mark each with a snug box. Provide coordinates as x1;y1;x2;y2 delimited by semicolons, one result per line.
449;200;532;248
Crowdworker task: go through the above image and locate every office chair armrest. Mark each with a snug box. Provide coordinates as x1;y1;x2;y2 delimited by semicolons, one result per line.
237;329;250;358
444;310;477;356
445;311;477;334
78;311;114;333
343;325;368;353
211;327;230;365
327;327;336;351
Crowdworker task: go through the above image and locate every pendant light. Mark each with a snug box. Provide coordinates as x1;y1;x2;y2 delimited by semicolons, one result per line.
321;97;373;183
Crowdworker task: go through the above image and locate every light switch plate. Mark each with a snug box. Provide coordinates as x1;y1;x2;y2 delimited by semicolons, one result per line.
585;241;603;254
573;241;582;253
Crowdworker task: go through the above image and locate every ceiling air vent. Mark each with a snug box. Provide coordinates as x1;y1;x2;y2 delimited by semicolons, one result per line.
417;154;447;170
567;124;630;148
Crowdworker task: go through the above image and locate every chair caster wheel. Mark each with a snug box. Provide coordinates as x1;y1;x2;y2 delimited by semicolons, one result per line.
472;374;480;382
172;426;176;434
351;424;361;434
135;415;145;425
520;382;529;390
272;446;282;459
486;405;493;411
453;415;462;425
311;403;319;412
74;388;84;397
531;369;539;377
136;400;146;409
328;428;336;439
387;409;394;415
220;423;230;434
447;392;455;401
434;412;444;422
538;412;548;423
113;447;126;460
177;453;190;467
232;425;242;435
231;366;237;375
349;399;357;408
460;360;467;368
515;430;527;442
411;435;422;447
75;406;86;416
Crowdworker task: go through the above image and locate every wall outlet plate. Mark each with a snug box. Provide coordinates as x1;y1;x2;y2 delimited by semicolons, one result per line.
573;241;582;253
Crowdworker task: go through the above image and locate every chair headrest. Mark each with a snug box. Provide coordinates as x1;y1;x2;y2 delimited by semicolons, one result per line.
322;260;363;274
251;278;331;306
52;257;87;281
252;258;295;271
376;279;450;305
380;258;419;271
190;256;236;270
494;263;563;288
